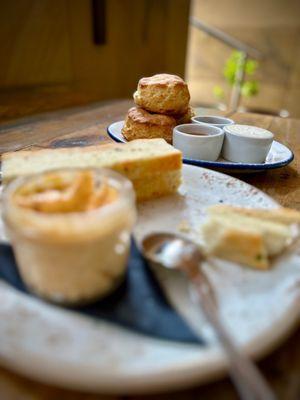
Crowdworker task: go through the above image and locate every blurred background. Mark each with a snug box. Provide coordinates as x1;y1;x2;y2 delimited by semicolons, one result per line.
186;0;300;118
0;0;299;122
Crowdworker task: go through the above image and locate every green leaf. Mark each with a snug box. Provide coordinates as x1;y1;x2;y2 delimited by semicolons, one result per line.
245;59;258;76
223;58;237;85
213;85;225;100
231;51;243;62
241;81;259;97
223;51;259;88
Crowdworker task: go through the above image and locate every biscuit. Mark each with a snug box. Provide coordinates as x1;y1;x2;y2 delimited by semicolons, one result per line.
122;107;176;143
134;74;190;115
174;106;195;125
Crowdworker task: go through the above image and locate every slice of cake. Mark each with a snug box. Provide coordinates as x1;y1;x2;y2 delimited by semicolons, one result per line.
202;204;300;269
2;139;182;201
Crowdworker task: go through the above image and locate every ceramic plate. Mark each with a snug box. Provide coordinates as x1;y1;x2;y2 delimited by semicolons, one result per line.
107;121;294;173
0;165;300;394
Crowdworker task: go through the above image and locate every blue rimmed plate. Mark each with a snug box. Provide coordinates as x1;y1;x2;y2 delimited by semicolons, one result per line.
107;121;294;173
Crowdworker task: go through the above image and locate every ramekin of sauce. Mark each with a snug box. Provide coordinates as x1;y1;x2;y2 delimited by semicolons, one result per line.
222;124;274;163
173;123;224;161
3;168;136;305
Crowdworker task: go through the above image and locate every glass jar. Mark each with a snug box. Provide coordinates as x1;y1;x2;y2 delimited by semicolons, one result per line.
3;168;136;305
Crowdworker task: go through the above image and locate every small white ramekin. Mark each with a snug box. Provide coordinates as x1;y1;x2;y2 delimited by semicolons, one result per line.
222;124;274;163
191;115;234;129
173;123;224;161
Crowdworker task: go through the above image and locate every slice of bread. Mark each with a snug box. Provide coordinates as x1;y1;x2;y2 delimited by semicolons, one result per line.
202;204;300;269
209;204;300;225
202;216;269;269
2;139;182;201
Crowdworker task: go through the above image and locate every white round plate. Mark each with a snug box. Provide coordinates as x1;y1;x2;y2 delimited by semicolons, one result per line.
107;121;294;173
0;165;300;394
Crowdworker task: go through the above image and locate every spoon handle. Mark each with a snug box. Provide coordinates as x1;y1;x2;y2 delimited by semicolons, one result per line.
190;272;276;400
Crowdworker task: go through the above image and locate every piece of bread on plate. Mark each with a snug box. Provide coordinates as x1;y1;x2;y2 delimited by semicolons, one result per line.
202;204;300;269
2;139;182;202
209;204;300;225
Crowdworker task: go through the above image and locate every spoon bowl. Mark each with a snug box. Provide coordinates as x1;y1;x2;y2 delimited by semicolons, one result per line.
142;232;205;272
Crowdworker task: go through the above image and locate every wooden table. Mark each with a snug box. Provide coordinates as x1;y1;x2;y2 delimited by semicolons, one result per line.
0;99;300;399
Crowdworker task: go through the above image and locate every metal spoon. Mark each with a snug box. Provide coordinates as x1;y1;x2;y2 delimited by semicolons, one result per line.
142;232;276;400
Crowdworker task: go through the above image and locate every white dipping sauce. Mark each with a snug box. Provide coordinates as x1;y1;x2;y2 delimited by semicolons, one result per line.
225;124;274;139
222;124;274;163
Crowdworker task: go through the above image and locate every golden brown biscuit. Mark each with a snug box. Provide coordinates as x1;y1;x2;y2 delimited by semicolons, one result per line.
122;107;176;143
134;74;190;115
174;106;195;125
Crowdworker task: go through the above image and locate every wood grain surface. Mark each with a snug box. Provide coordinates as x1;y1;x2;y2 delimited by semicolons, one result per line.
0;100;300;399
0;0;190;123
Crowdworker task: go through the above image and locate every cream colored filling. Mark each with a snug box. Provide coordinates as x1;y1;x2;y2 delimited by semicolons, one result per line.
226;125;273;139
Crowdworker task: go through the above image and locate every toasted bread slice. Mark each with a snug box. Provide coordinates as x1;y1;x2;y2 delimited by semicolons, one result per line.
202;216;269;269
209;204;300;225
2;139;182;201
202;204;299;269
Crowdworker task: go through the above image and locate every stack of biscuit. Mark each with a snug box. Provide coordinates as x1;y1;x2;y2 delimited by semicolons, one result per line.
122;73;193;143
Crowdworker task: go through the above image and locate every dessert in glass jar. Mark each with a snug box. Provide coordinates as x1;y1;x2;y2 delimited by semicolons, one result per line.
3;168;136;305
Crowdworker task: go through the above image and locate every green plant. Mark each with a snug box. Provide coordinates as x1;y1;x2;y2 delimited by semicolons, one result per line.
213;51;260;101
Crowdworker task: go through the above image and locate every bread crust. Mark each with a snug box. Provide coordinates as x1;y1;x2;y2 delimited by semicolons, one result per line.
208;204;300;225
122;107;176;143
134;73;190;115
2;138;176;161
